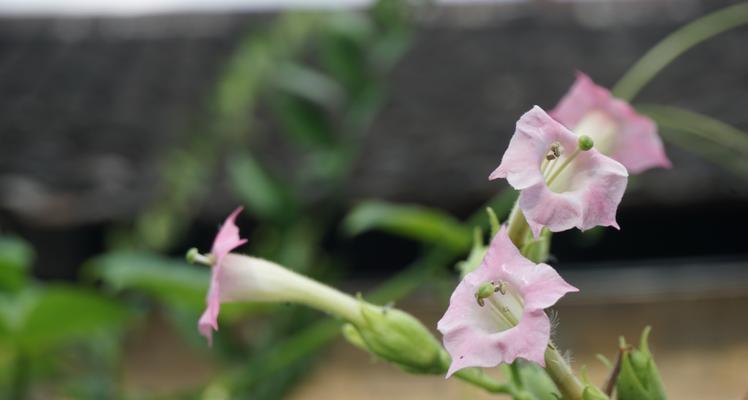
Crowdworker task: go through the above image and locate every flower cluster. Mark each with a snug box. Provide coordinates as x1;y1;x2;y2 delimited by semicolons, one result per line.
439;73;670;377
192;72;670;397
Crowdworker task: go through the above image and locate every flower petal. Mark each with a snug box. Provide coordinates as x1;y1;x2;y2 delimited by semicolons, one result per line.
518;183;583;238
491;310;551;366
490;106;577;189
551;72;671;173
211;206;248;257
514;262;578;311
199;207;248;345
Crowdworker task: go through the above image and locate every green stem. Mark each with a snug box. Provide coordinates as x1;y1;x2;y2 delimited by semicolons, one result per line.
11;352;29;400
454;367;514;395
612;2;748;101
544;344;585;400
506;203;530;248
506;198;585;399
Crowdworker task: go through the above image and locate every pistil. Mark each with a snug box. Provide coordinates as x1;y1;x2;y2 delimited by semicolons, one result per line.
475;281;522;328
544;135;595;187
186;248;215;267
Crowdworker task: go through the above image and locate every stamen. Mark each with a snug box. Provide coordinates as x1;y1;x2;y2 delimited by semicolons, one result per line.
496;281;507;295
546;142;562;161
474;281;521;327
545;149;580;186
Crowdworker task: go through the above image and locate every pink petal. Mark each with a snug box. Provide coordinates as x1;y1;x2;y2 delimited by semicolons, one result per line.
490;106;577;189
198;206;248;345
211;206;248;257
550;72;671;173
518;151;628;237
513;263;578;311
438;227;577;376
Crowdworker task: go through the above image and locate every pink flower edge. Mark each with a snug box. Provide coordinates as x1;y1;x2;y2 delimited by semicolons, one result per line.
198;206;248;345
550;71;671;173
437;227;578;377
490;106;628;238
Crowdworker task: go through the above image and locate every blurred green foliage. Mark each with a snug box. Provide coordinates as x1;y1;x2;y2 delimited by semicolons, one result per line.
343;201;472;251
0;236;130;399
2;1;748;398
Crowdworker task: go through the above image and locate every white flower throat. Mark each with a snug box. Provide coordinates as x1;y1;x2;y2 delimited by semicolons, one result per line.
475;280;524;332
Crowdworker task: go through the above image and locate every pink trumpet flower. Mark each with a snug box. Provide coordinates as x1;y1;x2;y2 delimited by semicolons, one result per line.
195;208;364;346
550;72;671;174
490;106;628;237
437;227;578;377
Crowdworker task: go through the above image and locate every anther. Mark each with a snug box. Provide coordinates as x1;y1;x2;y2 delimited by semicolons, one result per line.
546;142;562;160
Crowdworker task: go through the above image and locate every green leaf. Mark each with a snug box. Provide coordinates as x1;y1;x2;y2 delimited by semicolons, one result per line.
271;92;336;149
638;104;748;179
613;3;748;101
227;152;298;222
18;286;130;353
0;236;33;292
342;201;471;251
274;63;344;110
85;251;209;310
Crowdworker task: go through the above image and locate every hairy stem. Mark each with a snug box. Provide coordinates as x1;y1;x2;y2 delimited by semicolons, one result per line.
544;344;585;400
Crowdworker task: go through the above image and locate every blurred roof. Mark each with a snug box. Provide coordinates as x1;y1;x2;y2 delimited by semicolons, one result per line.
0;0;746;227
3;0;512;17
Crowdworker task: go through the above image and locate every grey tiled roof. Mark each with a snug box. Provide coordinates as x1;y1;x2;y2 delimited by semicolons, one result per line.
1;2;747;227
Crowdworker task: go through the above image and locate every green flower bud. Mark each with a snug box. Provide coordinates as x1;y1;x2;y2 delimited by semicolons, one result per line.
345;302;448;374
520;228;551;263
578;135;595;151
616;327;666;400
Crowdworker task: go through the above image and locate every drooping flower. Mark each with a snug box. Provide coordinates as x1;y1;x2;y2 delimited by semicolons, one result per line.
194;209;450;375
197;206;248;344
437;226;578;377
490;106;628;238
195;207;368;345
550;72;671;173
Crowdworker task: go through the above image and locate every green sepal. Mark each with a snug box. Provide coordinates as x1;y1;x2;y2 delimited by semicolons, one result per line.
521;229;552;263
580;365;609;400
616;326;666;400
343;301;447;374
457;228;488;278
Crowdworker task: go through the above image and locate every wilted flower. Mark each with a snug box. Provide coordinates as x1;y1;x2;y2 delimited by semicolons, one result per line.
550;72;671;174
490;106;628;237
437;227;578;377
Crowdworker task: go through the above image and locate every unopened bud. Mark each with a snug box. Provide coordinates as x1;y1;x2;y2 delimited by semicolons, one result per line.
616;327;665;400
345;301;448;374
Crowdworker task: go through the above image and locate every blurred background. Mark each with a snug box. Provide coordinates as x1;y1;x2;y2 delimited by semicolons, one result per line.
0;0;747;399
